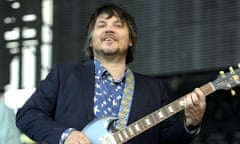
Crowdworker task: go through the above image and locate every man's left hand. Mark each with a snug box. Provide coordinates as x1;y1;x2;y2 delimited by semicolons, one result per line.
184;88;206;127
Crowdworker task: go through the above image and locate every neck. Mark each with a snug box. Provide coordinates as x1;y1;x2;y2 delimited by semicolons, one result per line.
95;57;127;81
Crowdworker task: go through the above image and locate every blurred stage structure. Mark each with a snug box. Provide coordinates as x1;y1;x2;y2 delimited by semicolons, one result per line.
0;0;52;91
1;0;240;143
0;0;53;143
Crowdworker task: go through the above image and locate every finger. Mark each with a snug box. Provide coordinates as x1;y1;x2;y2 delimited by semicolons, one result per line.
184;93;193;109
191;92;199;106
74;134;89;144
186;93;201;114
65;131;91;144
194;88;205;101
79;140;87;144
80;133;91;144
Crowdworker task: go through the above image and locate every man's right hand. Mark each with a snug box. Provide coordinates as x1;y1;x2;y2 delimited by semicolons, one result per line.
65;130;91;144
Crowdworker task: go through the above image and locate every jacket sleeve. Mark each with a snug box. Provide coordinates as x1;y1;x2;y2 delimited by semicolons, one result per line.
16;65;67;144
157;79;197;144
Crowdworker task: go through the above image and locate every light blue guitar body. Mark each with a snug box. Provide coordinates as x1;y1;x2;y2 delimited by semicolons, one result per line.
82;116;118;144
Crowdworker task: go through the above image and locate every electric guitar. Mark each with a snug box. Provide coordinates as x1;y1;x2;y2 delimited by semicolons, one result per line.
82;65;240;144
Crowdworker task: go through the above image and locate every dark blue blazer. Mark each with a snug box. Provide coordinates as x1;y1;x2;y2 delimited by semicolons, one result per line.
16;60;195;144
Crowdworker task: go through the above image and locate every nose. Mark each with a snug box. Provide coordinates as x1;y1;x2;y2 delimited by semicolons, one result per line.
105;29;114;34
105;24;115;34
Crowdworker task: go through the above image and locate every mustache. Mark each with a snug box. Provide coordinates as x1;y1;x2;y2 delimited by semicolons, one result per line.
102;33;118;40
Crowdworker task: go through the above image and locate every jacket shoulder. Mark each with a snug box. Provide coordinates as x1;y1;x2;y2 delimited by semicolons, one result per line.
52;59;94;74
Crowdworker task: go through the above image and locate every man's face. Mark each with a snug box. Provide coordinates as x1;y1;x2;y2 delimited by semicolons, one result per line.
90;13;132;59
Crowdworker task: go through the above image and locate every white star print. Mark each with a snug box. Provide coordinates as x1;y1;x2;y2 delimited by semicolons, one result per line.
94;105;100;114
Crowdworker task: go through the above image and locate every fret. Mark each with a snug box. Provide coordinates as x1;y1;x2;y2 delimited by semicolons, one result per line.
145;118;151;126
134;123;141;132
168;106;174;113
111;134;121;144
149;113;157;125
150;112;160;125
157;111;164;119
153;97;185;123
200;82;215;96
128;126;135;136
140;118;151;131
142;117;153;128
117;132;124;142
179;99;185;106
147;114;156;126
143;117;152;128
138;117;154;132
171;97;185;112
137;120;146;132
158;107;168;118
122;129;130;140
128;125;138;137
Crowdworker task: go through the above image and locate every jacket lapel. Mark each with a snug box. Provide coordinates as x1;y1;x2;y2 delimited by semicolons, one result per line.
81;60;95;121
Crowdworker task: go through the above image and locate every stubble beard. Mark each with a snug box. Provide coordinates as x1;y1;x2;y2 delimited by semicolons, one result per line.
94;47;127;62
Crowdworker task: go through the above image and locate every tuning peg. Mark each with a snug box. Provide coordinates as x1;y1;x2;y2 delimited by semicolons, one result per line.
219;70;225;75
230;89;236;96
229;66;234;73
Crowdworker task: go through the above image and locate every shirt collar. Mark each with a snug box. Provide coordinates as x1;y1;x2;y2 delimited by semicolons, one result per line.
94;58;127;83
94;58;106;78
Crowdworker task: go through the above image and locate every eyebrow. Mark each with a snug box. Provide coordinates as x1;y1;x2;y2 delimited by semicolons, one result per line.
96;18;123;25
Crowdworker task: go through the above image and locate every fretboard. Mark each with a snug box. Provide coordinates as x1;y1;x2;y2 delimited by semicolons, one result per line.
112;82;215;143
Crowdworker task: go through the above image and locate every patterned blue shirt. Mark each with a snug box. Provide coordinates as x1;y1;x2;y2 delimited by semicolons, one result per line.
94;59;125;118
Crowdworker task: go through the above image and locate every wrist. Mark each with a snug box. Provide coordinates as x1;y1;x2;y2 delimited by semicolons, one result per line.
59;128;76;144
187;124;200;131
184;119;201;135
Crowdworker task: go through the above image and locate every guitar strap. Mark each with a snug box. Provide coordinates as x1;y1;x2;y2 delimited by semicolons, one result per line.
115;68;135;129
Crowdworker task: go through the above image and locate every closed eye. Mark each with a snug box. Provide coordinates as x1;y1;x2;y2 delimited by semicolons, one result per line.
96;22;106;28
114;21;124;28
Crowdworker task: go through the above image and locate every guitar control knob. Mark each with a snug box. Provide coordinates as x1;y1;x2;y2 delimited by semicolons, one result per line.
219;71;225;75
229;66;234;73
231;89;236;96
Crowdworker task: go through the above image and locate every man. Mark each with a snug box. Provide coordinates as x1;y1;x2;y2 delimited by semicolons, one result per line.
16;3;206;144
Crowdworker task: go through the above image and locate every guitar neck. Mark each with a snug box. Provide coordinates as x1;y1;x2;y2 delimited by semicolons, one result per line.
112;82;216;143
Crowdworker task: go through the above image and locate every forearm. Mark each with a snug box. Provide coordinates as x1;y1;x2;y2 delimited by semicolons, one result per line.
16;105;66;144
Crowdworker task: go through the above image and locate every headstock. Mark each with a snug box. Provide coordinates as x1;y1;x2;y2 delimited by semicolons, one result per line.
212;64;240;95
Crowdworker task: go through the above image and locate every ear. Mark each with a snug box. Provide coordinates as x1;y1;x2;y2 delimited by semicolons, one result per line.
89;40;93;47
129;43;133;47
129;41;133;47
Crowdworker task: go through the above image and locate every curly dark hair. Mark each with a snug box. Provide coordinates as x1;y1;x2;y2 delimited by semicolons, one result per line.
84;3;137;64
